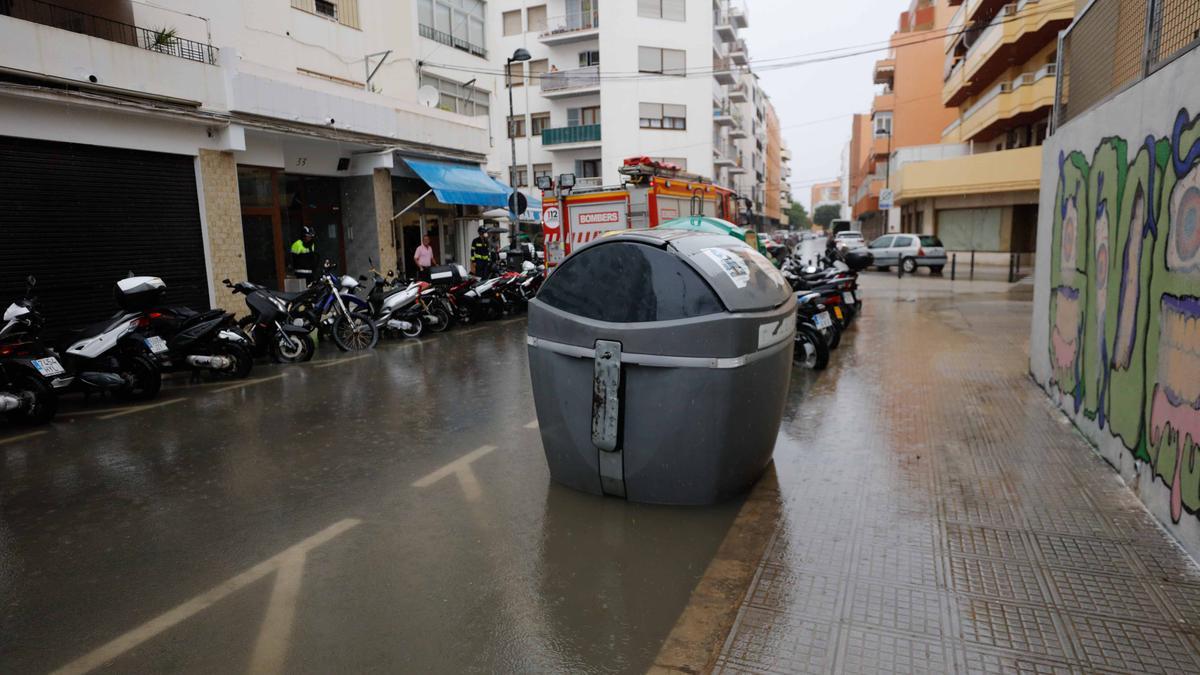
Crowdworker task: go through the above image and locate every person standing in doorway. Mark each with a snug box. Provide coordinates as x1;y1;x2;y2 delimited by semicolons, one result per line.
470;226;492;279
290;226;318;285
413;233;437;281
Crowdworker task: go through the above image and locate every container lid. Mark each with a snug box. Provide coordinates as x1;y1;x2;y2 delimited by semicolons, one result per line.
543;229;790;316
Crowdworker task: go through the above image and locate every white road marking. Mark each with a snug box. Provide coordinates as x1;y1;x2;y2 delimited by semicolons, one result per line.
0;429;48;446
313;353;373;369
49;518;360;675
412;445;496;502
97;398;185;420
247;549;307;675
524;420;539;429
211;373;286;393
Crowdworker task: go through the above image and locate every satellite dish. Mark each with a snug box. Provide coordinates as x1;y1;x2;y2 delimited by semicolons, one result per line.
417;85;439;108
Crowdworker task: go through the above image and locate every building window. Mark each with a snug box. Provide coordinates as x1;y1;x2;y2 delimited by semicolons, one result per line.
510;166;528;187
637;0;685;21
639;102;686;129
873;112;892;136
568;106;600;126
291;0;360;28
314;0;338;19
638;46;686;75
527;5;547;32
531;112;551;135
418;0;487;58
420;73;490;117
508;115;526;138
579;50;600;67
528;58;549;86
575;159;602;178
506;62;524;87
502;9;522;35
534;163;553;183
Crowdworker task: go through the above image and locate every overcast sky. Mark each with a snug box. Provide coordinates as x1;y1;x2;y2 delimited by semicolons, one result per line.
744;0;907;210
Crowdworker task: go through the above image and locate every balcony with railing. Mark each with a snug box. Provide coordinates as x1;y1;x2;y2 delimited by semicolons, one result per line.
540;65;599;98
942;0;1071;107
959;62;1056;141
542;123;601;149
728;82;748;103
873;55;896;85
713;56;737;84
714;140;736;167
1;0;217;64
730;109;748;139
419;23;487;58
873;88;896;112
538;9;599;45
713;101;735;127
729;38;748;65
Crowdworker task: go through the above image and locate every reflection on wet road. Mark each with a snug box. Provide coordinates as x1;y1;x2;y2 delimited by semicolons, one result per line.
0;323;743;674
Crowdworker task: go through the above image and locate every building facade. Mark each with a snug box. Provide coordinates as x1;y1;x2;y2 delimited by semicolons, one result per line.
0;0;516;327
887;0;1072;258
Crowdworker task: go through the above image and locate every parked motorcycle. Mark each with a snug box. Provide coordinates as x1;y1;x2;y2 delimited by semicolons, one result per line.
134;306;253;381
793;292;835;371
361;266;451;339
288;263;378;351
226;279;316;363
0;277;59;424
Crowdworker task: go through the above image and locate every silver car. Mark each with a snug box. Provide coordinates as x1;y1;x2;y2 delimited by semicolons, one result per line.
867;234;948;274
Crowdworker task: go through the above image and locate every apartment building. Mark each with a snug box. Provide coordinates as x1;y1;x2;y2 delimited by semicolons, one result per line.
849;0;958;240
887;0;1073;255
810;180;844;213
0;0;514;326
486;0;786;227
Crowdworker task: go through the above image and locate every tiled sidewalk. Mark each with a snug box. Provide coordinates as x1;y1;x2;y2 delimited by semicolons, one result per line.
714;278;1200;673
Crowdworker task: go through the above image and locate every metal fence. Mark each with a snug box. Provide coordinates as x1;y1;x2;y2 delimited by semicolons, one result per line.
0;0;217;64
1055;0;1200;128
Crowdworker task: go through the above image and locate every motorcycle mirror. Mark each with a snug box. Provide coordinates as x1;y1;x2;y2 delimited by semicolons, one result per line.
25;274;36;288
358;274;368;281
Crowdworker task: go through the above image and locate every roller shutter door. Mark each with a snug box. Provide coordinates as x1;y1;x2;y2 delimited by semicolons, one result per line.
0;136;209;336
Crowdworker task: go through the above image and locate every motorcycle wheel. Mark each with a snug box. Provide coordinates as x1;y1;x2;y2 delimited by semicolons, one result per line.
114;353;162;401
8;375;57;426
272;333;315;364
220;342;254;379
794;325;830;371
428;307;452;333
400;316;424;339
825;321;842;350
332;313;379;352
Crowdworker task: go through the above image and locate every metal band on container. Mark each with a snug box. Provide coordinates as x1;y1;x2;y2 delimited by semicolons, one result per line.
526;332;792;370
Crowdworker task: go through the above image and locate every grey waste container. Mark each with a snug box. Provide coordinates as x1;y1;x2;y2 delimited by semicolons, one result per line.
527;229;795;505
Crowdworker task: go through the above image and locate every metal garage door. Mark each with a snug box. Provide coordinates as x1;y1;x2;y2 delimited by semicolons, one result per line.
0;136;210;336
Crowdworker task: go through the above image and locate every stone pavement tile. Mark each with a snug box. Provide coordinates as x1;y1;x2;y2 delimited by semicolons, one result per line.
1042;568;1172;622
957;644;1076;675
718;607;837;674
1027;531;1136;572
944;523;1034;562
765;531;854;573
1062;613;1200;673
946;555;1050;605
745;567;842;620
955;596;1072;660
846;580;948;638
853;544;943;588
838;625;952;674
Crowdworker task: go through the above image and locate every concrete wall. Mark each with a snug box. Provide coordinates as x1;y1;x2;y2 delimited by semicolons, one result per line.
196;149;247;312
1031;45;1200;558
340;169;398;276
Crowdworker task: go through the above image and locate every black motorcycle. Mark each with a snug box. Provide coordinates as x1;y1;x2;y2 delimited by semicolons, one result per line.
225;280;315;363
0;278;59;424
136;306;254;381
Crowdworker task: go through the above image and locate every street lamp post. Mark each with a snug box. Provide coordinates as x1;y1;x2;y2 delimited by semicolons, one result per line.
506;48;532;228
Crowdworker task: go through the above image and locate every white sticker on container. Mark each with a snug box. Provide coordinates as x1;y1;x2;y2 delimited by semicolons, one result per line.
757;318;793;349
701;247;750;288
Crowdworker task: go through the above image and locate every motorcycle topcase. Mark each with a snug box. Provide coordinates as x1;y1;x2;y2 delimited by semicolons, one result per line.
843;249;874;271
429;264;467;284
115;276;166;311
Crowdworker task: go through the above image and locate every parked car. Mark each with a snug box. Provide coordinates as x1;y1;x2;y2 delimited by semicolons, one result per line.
834;230;865;251
867;234;948;274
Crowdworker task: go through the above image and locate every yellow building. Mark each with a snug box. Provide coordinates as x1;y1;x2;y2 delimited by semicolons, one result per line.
891;0;1073;255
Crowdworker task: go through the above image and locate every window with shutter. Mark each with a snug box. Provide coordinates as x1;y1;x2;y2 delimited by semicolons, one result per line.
528;59;549;86
637;0;660;18
639;103;663;128
662;0;685;20
527;5;547;32
638;47;662;73
531;112;550;135
506;62;524;87
503;10;522;35
567;108;581;127
291;0;316;12
337;0;360;28
662;49;686;75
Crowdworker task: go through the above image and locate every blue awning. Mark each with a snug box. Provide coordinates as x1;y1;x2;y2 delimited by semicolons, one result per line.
403;158;512;207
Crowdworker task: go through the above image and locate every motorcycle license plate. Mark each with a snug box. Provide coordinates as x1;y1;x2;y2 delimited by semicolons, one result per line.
833;306;844;321
842;291;855;304
144;336;169;354
814;312;832;329
32;357;65;376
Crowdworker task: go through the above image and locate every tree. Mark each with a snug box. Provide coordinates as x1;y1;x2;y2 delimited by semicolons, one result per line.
787;202;810;229
813;204;842;228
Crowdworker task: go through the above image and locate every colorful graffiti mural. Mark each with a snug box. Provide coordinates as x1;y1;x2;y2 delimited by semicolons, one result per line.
1049;108;1200;522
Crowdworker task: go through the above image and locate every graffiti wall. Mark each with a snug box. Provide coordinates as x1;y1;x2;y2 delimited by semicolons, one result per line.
1031;46;1200;556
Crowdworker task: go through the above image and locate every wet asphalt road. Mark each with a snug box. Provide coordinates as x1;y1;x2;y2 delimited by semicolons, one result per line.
0;318;744;674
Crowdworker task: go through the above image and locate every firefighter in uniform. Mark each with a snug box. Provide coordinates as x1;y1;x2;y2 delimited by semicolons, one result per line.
470;226;492;278
290;226;318;285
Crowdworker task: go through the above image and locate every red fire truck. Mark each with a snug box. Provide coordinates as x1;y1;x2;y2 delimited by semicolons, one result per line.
540;157;739;270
